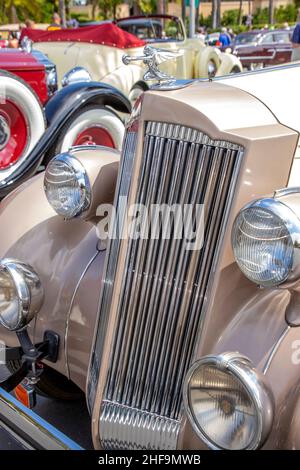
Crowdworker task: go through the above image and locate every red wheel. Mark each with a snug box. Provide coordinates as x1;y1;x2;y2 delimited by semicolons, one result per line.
0;100;28;169
0;70;45;181
55;104;124;154
73;125;115;148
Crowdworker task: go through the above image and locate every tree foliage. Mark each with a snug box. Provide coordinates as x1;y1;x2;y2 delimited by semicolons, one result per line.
0;0;58;23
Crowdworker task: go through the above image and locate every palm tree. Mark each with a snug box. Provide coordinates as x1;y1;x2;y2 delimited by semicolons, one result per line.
238;0;243;25
212;0;221;28
157;0;166;15
58;0;66;27
269;0;274;24
212;0;217;28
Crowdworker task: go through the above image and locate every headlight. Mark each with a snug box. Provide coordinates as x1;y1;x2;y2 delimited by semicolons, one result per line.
44;153;91;219
61;66;92;87
183;353;274;450
0;259;44;331
231;198;299;287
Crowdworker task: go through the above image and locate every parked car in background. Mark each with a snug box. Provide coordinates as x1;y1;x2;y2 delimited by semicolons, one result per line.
0;48;57;105
228;28;293;70
0;48;130;196
206;32;220;46
21;19;242;106
116;14;185;41
0;54;300;449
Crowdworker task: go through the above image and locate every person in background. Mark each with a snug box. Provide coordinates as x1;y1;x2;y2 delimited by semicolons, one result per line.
67;18;79;28
25;19;35;29
8;32;19;48
47;13;62;31
246;14;253;29
219;27;231;46
228;28;235;40
283;22;290;30
196;27;206;43
291;21;300;61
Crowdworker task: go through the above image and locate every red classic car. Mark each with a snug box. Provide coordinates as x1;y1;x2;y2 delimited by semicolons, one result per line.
229;29;293;70
0;47;59;176
0;49;50;105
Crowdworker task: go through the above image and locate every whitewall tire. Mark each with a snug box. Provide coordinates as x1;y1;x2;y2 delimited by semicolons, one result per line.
56;105;125;154
0;71;45;182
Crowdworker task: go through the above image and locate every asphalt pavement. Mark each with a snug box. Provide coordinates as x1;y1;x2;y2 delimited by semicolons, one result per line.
34;394;93;449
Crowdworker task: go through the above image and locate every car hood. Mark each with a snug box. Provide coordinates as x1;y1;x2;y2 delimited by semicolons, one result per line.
218;64;300;134
0;48;44;71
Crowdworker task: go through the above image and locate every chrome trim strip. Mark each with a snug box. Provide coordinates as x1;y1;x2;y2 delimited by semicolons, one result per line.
64;250;99;378
0;387;83;450
87;127;138;409
274;187;300;198
239;56;272;60
263;326;290;374
215;60;300;80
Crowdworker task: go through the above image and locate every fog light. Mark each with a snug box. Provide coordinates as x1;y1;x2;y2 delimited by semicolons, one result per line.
183;352;274;450
44;153;91;219
231;198;298;287
0;259;44;331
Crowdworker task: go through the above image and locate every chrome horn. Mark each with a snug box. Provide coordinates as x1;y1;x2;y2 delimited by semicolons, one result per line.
122;45;182;86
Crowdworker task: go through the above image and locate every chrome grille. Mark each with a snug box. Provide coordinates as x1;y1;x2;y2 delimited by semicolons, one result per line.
98;122;243;449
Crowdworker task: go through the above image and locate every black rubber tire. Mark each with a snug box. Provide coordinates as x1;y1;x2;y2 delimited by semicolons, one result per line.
230;66;242;74
7;360;83;401
43;104;124;166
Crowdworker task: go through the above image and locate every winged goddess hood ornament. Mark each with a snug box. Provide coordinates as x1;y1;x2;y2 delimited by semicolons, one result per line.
122;45;182;87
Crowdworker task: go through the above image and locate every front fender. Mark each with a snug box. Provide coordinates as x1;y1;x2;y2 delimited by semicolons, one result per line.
0;173;103;383
45;81;131;125
0;82;130;199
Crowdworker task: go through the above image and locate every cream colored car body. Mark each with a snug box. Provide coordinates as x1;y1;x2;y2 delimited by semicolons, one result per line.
34;38;242;97
217;63;300;187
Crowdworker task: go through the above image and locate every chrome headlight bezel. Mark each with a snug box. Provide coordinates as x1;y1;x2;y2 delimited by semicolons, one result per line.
183;352;274;450
46;67;58;96
61;66;92;88
231;197;300;288
44;153;91;219
0;259;44;331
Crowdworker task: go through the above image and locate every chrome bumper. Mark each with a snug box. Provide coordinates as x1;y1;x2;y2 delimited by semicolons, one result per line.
0;387;83;450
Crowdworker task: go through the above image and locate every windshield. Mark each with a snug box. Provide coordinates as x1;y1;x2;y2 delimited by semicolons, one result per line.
117;17;185;42
235;33;260;45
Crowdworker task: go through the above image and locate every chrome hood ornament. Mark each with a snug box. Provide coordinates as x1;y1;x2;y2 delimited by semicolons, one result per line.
123;45;182;87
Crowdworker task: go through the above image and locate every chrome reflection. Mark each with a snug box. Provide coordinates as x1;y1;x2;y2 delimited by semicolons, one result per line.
232;197;300;287
62;67;92;88
183;352;274;450
0;259;44;331
94;121;244;450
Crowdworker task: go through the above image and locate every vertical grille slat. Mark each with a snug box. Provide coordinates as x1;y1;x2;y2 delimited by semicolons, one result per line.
99;122;244;449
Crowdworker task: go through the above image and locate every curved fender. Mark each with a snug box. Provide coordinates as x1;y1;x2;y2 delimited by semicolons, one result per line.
0;82;130;199
45;81;131;125
0;173;103;382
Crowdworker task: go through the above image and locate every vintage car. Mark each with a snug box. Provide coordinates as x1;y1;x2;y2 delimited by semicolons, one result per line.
0;49;129;195
21;18;242;104
0;53;300;450
0;47;57;105
228;28;293;70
